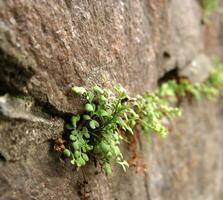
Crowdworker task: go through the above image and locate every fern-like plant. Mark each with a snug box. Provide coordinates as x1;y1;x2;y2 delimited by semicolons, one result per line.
63;85;180;174
60;59;223;175
158;58;223;101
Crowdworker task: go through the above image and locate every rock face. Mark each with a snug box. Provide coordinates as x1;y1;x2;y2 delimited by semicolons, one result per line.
204;0;223;58
0;0;222;200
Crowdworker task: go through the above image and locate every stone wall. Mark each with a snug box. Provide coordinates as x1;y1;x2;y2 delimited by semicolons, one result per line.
0;0;222;199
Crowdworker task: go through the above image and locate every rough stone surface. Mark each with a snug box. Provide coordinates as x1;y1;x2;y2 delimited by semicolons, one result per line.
110;98;223;200
179;54;211;83
148;99;223;200
0;0;223;200
160;0;203;75
203;0;223;60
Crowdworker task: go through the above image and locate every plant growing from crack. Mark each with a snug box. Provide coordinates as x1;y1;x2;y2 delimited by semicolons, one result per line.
157;58;223;101
63;85;180;175
60;59;223;175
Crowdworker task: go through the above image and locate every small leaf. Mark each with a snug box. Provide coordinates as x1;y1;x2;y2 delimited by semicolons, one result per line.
69;135;76;141
77;157;86;166
97;109;109;117
82;127;90;138
100;95;107;102
75;151;81;157
100;142;110;153
71;115;80;128
89;120;99;129
85;103;94;112
72;86;86;95
86;91;94;102
83;115;91;120
117;118;127;130
126;126;133;134
118;160;129;172
82;153;89;161
72;141;79;149
86;145;93;151
115;85;127;95
71;130;78;136
107;151;113;159
63;149;71;157
65;124;73;130
113;133;120;141
71;159;75;165
103;163;112;175
112;146;121;156
93;85;104;94
82;146;87;153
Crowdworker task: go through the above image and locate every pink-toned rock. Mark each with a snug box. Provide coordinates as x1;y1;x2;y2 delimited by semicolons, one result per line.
0;0;222;199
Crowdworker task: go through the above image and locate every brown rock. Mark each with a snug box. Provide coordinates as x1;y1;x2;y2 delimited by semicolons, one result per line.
0;0;222;199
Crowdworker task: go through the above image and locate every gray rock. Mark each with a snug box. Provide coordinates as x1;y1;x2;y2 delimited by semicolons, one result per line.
179;54;212;83
160;0;203;75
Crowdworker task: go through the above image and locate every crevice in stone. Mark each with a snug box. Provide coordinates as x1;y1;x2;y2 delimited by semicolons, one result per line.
0;48;93;122
163;51;171;60
34;98;74;119
0;90;7;96
64;0;72;10
0;49;69;121
0;47;35;95
0;94;57;123
0;91;73;123
158;67;179;85
0;153;6;163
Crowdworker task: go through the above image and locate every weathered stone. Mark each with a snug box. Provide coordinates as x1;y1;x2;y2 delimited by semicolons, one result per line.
0;0;223;199
0;94;48;122
160;0;203;75
0;0;205;113
110;99;223;200
179;54;212;83
0;0;159;113
147;99;223;200
204;0;223;60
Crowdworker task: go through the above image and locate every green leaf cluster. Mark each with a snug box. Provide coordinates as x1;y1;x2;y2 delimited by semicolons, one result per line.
62;59;223;175
63;85;180;175
136;94;181;139
158;60;223;101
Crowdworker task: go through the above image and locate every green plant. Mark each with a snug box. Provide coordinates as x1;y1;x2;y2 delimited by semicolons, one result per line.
136;93;180;140
201;0;223;22
61;59;223;175
206;58;223;88
158;59;223;101
63;85;180;174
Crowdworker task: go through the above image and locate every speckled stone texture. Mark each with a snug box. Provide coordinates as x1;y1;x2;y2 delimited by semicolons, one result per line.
0;0;222;199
